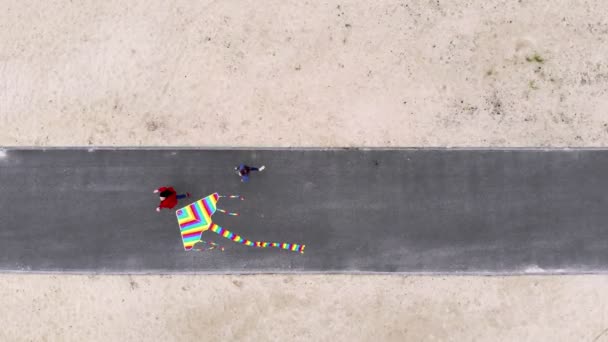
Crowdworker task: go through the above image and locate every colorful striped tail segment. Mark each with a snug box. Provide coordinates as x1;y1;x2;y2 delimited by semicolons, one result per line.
209;223;305;254
216;208;239;216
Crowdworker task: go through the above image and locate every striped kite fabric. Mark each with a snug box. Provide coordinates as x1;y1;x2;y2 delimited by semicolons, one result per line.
176;193;305;253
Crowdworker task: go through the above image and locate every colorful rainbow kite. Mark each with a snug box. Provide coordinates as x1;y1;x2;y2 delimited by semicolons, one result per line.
175;193;305;253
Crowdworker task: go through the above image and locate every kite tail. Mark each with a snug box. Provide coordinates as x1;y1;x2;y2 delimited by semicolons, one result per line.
209;223;305;254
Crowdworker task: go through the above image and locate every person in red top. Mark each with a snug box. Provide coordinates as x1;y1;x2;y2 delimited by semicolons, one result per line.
154;186;190;212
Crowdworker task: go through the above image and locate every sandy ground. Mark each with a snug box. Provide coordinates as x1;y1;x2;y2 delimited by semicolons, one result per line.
1;0;608;341
2;0;608;147
2;275;608;342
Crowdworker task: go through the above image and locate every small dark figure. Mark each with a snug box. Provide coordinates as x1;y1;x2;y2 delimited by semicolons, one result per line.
235;164;265;182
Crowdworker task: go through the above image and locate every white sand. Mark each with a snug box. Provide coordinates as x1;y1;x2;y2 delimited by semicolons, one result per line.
2;0;608;147
2;274;608;341
1;0;608;340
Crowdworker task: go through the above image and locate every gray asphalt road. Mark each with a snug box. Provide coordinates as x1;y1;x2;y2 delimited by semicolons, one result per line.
0;148;607;274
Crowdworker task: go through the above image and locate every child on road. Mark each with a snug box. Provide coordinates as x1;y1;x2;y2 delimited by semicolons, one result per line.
235;164;265;182
154;186;190;212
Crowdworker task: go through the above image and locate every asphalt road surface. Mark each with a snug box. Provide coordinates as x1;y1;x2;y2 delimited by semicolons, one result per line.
0;148;607;274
